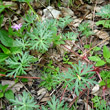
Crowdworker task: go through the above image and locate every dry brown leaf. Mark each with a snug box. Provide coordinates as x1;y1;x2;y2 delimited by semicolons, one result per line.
91;84;110;96
59;7;74;17
85;13;92;19
56;40;75;56
94;30;109;40
72;18;83;27
37;88;47;96
42;6;61;20
94;6;102;13
37;88;50;102
84;102;92;110
48;49;62;62
40;92;50;102
27;78;33;86
1;80;23;93
91;84;100;95
96;0;105;4
3;1;18;10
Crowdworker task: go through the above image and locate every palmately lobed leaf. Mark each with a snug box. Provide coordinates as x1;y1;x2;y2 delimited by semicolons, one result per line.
54;61;97;96
10;91;39;110
96;4;110;18
6;52;36;77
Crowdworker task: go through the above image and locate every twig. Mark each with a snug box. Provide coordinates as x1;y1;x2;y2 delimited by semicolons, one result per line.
69;89;87;108
62;44;80;58
20;80;33;96
27;2;40;21
0;74;40;79
81;37;110;57
86;89;89;110
92;1;97;31
50;83;63;96
60;85;68;103
38;1;55;19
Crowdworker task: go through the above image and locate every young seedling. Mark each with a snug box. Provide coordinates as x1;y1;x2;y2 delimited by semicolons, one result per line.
10;91;39;110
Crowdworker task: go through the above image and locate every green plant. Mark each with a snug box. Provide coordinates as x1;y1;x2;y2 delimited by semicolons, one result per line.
27;17;76;53
68;0;74;6
17;0;33;2
0;14;3;28
13;37;30;51
40;73;57;90
42;95;67;110
0;30;22;63
99;70;110;88
23;9;37;26
96;4;110;28
54;61;97;96
40;60;59;90
63;52;73;65
42;95;75;110
0;0;12;14
89;45;110;66
96;4;110;19
96;20;110;28
84;45;101;56
27;21;53;53
0;84;14;101
92;96;110;110
10;91;39;110
63;32;78;41
6;52;37;77
16;0;39;21
78;22;93;37
58;16;72;29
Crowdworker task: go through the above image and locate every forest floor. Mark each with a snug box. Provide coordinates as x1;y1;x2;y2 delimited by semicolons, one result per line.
0;0;110;110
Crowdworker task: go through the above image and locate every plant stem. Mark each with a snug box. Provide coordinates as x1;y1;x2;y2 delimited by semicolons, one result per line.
60;85;68;102
0;73;40;79
27;2;40;21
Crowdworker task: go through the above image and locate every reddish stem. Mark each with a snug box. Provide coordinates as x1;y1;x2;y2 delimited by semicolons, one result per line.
69;89;87;108
60;85;68;103
86;89;89;110
62;44;80;57
0;73;40;79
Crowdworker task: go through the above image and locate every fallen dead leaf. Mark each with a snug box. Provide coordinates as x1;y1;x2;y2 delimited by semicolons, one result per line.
42;6;61;20
94;6;101;13
91;84;100;95
72;18;83;27
91;83;110;96
59;7;74;17
37;88;47;96
94;29;109;40
56;40;76;56
85;13;92;19
3;1;18;10
84;102;92;110
37;88;50;102
27;78;33;86
1;80;23;93
96;0;105;4
40;92;50;102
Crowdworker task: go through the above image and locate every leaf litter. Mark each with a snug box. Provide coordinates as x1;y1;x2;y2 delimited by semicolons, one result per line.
0;0;110;109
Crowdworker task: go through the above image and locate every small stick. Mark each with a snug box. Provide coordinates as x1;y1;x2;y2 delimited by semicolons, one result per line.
0;74;40;79
60;85;68;103
69;89;87;108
